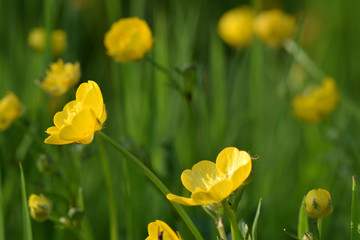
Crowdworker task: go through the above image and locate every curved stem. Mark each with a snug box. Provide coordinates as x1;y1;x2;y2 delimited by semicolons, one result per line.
283;39;326;81
222;199;244;240
95;131;204;240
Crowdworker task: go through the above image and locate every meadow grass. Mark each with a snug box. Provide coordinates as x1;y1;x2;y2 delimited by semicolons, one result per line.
1;0;360;239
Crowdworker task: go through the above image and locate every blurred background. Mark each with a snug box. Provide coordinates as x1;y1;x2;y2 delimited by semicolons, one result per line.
1;0;360;239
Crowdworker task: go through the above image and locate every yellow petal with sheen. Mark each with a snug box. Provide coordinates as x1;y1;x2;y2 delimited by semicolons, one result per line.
76;81;104;118
53;111;67;128
44;132;72;145
166;194;204;206
181;160;218;192
59;108;96;141
191;179;233;204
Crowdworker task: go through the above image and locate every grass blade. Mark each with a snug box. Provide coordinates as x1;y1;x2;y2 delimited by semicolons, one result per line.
351;176;360;240
298;196;309;239
251;198;262;240
19;163;32;240
0;168;4;240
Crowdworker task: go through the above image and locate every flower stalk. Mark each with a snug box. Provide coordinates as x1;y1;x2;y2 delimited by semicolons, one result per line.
283;39;325;81
222;199;244;240
95;131;204;240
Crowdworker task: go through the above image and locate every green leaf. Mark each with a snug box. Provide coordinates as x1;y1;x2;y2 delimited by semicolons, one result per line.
19;163;32;240
298;196;309;239
251;198;262;240
351;176;360;240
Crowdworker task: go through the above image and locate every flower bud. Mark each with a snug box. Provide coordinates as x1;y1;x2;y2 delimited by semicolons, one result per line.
28;194;52;222
36;154;56;173
217;6;254;48
302;232;313;240
305;188;332;218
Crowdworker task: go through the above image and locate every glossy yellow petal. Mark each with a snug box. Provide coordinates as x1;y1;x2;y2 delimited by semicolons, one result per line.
58;108;97;141
216;147;252;191
191;179;233;204
76;81;104;119
44;133;73;145
53;111;67;128
146;220;181;240
181;160;218;192
166;194;204;206
45;126;59;134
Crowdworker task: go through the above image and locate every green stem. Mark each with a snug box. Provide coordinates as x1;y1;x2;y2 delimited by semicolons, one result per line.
95;131;204;240
317;217;322;239
43;0;54;65
222;199;243;240
98;141;119;240
283;39;326;81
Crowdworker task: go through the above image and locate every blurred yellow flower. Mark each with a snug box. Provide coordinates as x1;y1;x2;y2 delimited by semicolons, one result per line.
293;77;339;123
38;59;81;96
305;188;332;218
0;92;24;131
254;9;296;47
217;6;254;48
104;17;153;62
28;28;46;53
166;147;252;206
51;30;67;57
28;28;67;56
45;80;107;145
146;220;182;240
28;194;52;222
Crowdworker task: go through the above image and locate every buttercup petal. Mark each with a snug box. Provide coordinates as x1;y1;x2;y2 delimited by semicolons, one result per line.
59;108;97;141
76;81;104;118
191;180;233;204
181;160;218;192
166;194;204;206
44;133;72;145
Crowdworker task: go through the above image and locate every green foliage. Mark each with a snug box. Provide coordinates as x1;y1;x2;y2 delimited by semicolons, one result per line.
0;0;360;239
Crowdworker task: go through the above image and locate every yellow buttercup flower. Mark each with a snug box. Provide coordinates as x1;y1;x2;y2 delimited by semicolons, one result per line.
38;59;81;96
104;17;153;62
166;147;252;206
305;188;332;218
293;77;339;123
146;220;182;240
217;6;254;48
254;9;296;47
0;92;24;131
28;28;67;56
28;194;52;222
45;80;107;145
